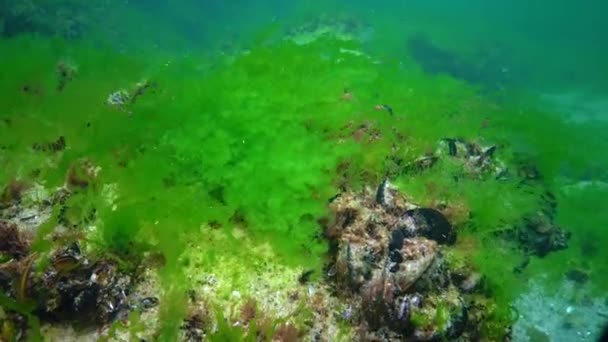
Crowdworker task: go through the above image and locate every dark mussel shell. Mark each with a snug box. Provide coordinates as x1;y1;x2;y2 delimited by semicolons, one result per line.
403;208;456;245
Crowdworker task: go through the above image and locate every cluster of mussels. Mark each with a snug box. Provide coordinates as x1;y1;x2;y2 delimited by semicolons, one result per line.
0;219;156;332
398;137;507;179
324;181;492;340
0;177;157;339
404;137;570;260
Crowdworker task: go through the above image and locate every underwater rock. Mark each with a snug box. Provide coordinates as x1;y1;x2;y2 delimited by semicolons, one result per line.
284;14;369;45
326;186;487;339
0;183;60;236
0;1;96;38
401;138;508;179
436;138;508;179
565;269;589;284
439;138;472;158
500;210;571;257
411;256;452;293
335;241;379;290
33;244;133;324
389;237;437;292
360;276;401;332
410;287;468;340
406;34;512;89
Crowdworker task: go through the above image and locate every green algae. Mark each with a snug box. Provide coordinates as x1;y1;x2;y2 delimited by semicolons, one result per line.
1;19;608;339
0;293;41;342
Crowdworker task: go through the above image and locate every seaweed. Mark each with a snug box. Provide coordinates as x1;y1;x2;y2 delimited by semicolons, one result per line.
1;14;607;339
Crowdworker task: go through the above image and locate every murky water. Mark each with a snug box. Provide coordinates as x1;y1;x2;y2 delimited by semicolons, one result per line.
1;1;606;341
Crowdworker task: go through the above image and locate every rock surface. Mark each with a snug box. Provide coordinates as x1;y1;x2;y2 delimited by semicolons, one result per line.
325;182;494;340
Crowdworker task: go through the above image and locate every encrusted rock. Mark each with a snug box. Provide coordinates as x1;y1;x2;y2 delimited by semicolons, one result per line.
434;138;508;178
410;286;468;340
499;210;570;258
335;240;380;290
327;182;475;339
389;237;437;292
34;243;133;324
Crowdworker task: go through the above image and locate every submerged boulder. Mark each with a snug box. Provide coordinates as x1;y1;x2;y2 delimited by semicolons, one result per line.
436;138;508;179
326;182;475;339
389;237;437;291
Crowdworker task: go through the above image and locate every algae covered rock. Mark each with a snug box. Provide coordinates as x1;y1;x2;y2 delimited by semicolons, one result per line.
409;286;468;340
389;237;437;291
436;138;508;179
325;181;477;339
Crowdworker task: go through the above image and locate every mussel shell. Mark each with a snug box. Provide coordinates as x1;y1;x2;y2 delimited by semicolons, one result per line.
404;208;456;245
140;297;159;309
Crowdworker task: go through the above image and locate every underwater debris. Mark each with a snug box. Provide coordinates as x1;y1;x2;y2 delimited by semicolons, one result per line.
0;220;31;259
298;270;314;284
239;298;258;325
20;83;44;96
32;136;66;153
0;180;29;209
65;158;100;190
374;104;393;115
401;155;439;175
130;80;153;105
340;89;353;101
106;90;131;108
56;61;77;92
106;80;154;113
272;323;300;342
181;308;208;342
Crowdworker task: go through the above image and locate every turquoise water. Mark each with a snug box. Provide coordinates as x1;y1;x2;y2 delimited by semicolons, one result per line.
1;1;607;341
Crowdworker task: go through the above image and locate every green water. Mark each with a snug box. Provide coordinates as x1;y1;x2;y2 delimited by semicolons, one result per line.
1;1;607;341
